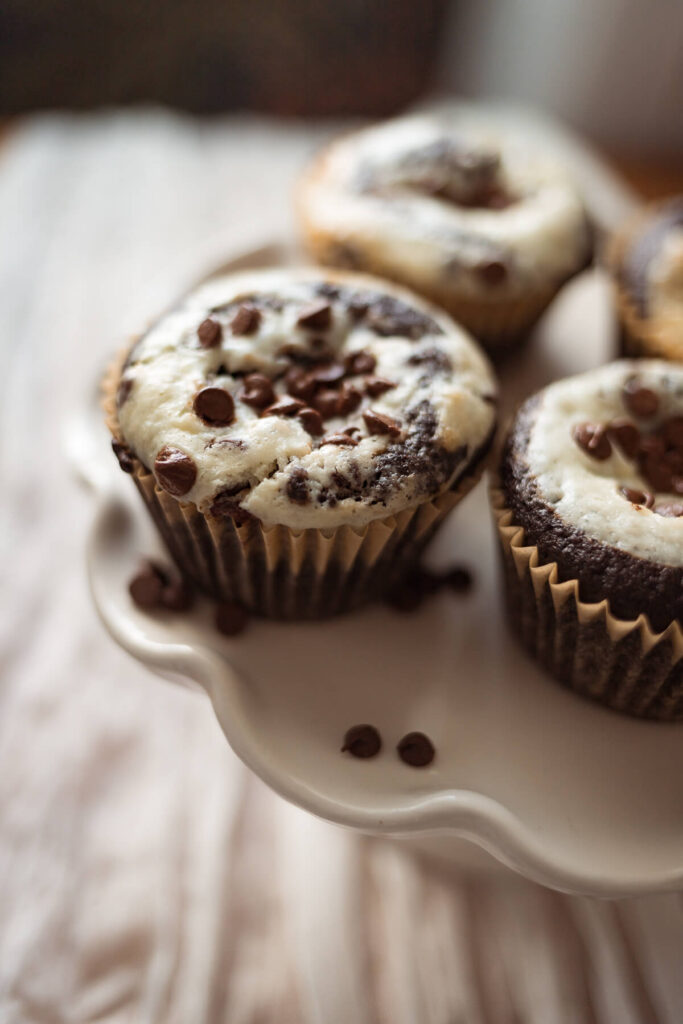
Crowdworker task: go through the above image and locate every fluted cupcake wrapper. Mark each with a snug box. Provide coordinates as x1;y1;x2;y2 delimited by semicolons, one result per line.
490;485;683;721
103;351;486;619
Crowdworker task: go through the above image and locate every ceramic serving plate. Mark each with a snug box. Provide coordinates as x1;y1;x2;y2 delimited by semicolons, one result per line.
68;111;683;897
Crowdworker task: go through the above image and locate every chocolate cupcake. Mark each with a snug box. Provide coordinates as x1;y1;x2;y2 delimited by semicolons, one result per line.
104;268;497;619
495;360;683;720
607;196;683;362
297;113;592;358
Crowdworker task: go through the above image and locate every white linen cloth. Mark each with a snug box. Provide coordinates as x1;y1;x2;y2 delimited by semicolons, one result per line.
0;110;681;1024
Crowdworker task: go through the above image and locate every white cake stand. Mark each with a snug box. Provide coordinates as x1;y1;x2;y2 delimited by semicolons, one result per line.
68;117;683;897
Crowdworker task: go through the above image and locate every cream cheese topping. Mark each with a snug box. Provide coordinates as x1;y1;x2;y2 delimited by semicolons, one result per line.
300;114;591;299
527;361;683;566
117;268;496;529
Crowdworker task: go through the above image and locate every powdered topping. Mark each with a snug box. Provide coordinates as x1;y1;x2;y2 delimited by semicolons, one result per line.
117;268;496;528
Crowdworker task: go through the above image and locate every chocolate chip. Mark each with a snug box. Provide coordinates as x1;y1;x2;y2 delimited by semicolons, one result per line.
215;602;249;636
230;305;261;335
346;351;377;375
322;432;359;446
262;396;307;417
607;419;640;459
129;563;165;609
198;317;222;348
313;388;342;419
336;384;362;416
297;301;332;330
240;373;275;409
310;361;345;386
363;410;402;437
160;578;194;611
342;725;382;759
475;259;508;286
363;295;441;339
638;434;666;457
397;732;435;768
641;454;674;493
193;386;235;426
623;379;660;418
654;502;683;517
116;377;133;407
286;467;309;503
154;446;197;497
572;423;612;461
365;376;396;397
297;407;324;436
446;567;473;592
112;440;135;474
663;416;683;448
407;347;452;374
619;486;655;508
284;366;316;402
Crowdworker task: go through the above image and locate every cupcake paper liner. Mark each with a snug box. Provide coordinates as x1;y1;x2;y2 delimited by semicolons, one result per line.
103;352;488;619
491;484;683;721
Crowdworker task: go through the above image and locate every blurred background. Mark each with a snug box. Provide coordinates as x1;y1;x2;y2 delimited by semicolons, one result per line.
1;0;682;158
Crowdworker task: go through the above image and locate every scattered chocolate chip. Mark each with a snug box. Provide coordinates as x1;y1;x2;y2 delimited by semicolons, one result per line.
446;567;473;592
619;486;655;508
297;301;332;330
407;347;452;374
342;724;382;759
313;388;342;419
286;467;309;504
112;440;135;474
193;386;235;426
239;373;275;410
154;446;197;497
623;379;660;418
336;383;363;416
607;419;640;459
663;417;683;448
322;432;359;446
198;317;222;348
160;578;194;611
285;366;316;402
215;602;250;636
397;732;435;768
310;361;346;386
363;409;402;437
475;259;508;286
346;351;377;375
297;407;324;436
262;396;307;417
364;295;441;339
654;502;683;517
572;422;612;461
129;562;165;609
230;305;261;335
116;377;133;407
365;376;396;397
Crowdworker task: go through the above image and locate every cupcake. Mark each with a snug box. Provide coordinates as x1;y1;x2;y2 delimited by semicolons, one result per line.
297;112;593;358
607;196;683;362
494;360;683;720
105;268;497;619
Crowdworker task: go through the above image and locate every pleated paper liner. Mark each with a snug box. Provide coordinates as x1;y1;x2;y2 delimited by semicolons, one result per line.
490;485;683;721
300;223;560;360
103;352;489;619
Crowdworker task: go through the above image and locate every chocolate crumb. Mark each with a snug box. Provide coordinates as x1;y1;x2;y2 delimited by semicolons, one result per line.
397;732;435;768
215;602;250;636
286;467;310;504
230;305;261;336
341;724;382;759
198;317;222;348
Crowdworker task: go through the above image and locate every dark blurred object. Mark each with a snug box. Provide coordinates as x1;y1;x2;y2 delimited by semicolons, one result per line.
0;0;448;116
